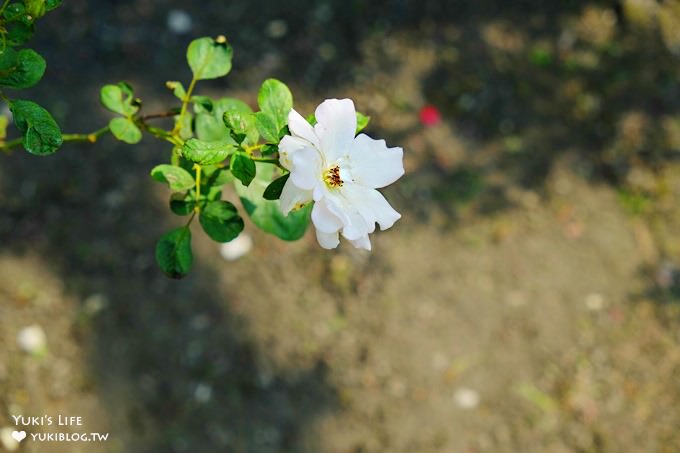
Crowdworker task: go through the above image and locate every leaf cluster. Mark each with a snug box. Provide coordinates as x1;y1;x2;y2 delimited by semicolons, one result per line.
126;36;372;277
147;37;316;278
6;31;373;278
0;0;63;154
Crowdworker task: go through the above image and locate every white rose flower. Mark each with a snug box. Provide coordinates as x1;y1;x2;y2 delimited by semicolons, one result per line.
278;98;404;250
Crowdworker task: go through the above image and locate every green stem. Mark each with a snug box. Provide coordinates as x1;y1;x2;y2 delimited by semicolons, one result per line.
171;146;181;166
244;143;264;155
0;108;185;155
193;163;202;213
172;76;197;137
0;137;21;153
61;125;110;143
185;210;197;228
140;111;179;121
250;155;285;170
1;125;110;153
140;122;182;146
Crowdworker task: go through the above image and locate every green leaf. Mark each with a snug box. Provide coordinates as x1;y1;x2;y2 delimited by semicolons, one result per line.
257;79;292;128
170;192;195;216
254;111;279;143
230;151;256;186
195;98;250;142
45;0;61;11
0;48;45;89
195;113;222;142
6;21;34;46
150;164;195;191
182;138;236;165
100;83;138;116
219;98;253;114
223;109;258;145
202;164;233;187
17;11;34;25
235;163;311;241
199;200;244;243
261;144;278;156
257;78;292;136
263;173;289;200
3;3;25;21
10;99;62;155
166;80;186;100
25;0;48;18
109;117;142;144
191;95;213;113
155;227;193;278
187;36;233;81
169;188;222;216
356;112;370;133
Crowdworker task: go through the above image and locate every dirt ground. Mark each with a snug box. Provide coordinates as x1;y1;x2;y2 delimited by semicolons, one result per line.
1;1;680;452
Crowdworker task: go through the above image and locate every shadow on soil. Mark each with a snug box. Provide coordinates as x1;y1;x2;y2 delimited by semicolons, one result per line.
1;133;337;452
2;1;350;447
0;0;420;449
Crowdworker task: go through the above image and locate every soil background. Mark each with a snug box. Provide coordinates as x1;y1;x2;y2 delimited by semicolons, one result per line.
2;1;680;452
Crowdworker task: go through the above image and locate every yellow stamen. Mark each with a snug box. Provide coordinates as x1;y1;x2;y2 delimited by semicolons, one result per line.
323;165;343;188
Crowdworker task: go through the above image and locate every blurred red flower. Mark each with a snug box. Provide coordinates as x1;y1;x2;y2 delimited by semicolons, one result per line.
419;105;441;126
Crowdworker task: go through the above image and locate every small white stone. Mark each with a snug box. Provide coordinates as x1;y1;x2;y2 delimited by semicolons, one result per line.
266;19;288;39
194;383;212;403
585;293;605;311
0;427;19;451
16;325;47;355
83;293;108;315
166;10;193;35
219;233;253;261
190;314;210;331
453;387;480;409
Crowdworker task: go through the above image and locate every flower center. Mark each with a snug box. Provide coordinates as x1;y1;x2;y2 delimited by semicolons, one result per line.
323;165;344;188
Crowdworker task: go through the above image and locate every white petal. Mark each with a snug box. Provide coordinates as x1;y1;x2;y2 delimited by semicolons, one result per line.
339;205;370;241
316;230;340;249
278;135;313;170
349;134;404;189
312;184;326;202
289;147;322;190
288;108;320;148
279;179;312;215
349;234;372;251
314;99;357;162
342;184;401;232
311;198;344;233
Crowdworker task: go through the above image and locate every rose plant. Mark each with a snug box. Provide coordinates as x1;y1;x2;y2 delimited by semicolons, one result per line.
0;2;404;278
